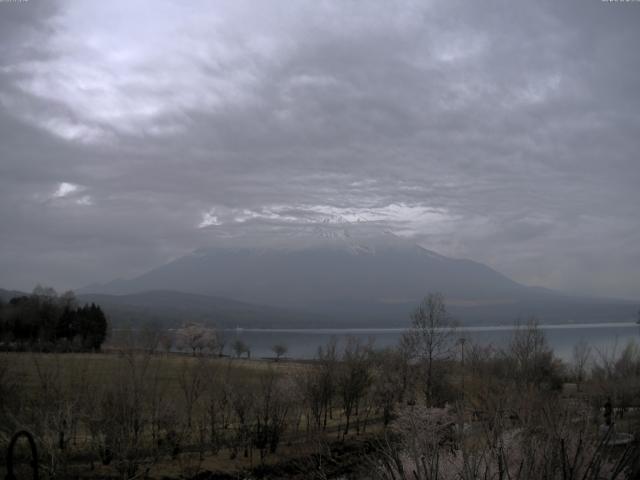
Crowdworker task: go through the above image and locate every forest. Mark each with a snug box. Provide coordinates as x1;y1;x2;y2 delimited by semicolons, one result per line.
0;286;108;352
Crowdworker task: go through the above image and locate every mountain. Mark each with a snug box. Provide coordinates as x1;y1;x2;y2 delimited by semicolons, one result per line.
79;228;526;306
0;288;26;302
79;227;639;326
1;286;318;329
76;290;329;329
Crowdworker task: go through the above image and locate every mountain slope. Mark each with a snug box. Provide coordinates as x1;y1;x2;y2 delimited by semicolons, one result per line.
7;226;637;327
77;290;329;328
79;230;529;306
0;288;26;302
78;227;640;326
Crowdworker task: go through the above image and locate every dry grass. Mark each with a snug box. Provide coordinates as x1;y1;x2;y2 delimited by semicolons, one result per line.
2;350;307;392
1;351;375;479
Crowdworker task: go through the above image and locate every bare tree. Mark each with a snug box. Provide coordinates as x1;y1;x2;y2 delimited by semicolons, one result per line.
228;376;255;459
572;338;592;383
337;336;373;436
371;391;640;480
296;366;325;433
159;331;174;355
395;334;418;404
138;321;162;354
177;357;207;429
253;368;292;460
371;348;409;427
59;290;78;310
232;339;249;358
87;349;158;479
203;363;227;455
591;340;631;422
27;354;85;477
214;330;227;357
507;318;559;387
317;337;338;429
404;293;456;406
296;339;338;435
272;343;288;361
371;405;456;480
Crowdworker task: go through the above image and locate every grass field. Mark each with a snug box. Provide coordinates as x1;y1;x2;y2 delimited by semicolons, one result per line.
5;341;638;480
4;350;306;388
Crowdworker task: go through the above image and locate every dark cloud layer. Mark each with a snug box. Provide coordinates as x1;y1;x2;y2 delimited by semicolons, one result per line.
0;0;639;299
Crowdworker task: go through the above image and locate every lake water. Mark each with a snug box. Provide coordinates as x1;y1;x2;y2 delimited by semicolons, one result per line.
223;323;640;362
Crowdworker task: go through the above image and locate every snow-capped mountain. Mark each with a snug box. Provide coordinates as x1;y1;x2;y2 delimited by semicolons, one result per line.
79;226;638;326
80;227;522;311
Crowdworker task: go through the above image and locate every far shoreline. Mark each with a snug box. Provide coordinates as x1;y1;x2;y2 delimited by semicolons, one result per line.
222;322;639;333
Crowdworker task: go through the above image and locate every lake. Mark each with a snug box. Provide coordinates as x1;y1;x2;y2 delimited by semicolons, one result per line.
223;323;640;362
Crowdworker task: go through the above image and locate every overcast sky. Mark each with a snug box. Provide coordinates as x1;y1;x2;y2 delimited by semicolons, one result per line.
1;0;639;299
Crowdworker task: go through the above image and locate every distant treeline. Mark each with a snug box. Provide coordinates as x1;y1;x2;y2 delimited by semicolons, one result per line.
0;286;108;352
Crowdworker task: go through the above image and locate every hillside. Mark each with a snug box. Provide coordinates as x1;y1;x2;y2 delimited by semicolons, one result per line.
77;290;329;328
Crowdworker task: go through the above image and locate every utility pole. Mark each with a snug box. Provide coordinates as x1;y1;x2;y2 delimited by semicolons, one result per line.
459;337;466;401
458;337;467;442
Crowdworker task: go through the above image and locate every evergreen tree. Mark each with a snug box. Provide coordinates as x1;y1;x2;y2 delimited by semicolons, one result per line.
0;288;109;351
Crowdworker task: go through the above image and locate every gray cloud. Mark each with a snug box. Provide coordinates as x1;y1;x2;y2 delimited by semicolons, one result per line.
0;0;639;299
